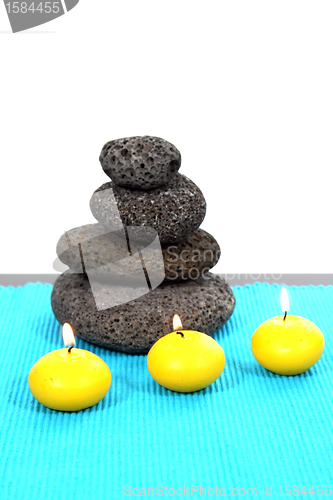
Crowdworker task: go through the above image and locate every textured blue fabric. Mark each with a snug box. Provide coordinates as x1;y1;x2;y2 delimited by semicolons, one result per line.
0;282;332;500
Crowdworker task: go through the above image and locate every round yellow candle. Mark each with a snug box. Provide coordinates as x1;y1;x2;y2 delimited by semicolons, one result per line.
147;330;225;393
28;348;111;411
251;315;325;376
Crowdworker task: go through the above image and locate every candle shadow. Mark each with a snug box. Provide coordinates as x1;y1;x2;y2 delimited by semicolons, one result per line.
6;375;125;413
232;359;323;380
148;381;225;397
123;372;230;397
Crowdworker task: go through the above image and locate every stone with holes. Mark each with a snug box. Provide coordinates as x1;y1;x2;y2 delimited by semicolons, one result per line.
163;228;220;280
90;173;206;244
56;223;220;282
99;136;181;190
51;271;235;354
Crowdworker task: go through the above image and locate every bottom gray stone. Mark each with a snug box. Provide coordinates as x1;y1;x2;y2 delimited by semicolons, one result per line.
51;271;235;354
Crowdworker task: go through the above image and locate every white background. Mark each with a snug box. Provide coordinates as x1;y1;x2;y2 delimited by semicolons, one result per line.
1;1;332;274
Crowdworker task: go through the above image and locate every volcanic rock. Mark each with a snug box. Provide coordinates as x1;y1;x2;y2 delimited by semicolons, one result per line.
90;173;206;244
163;228;220;280
51;271;235;354
56;224;220;282
99;136;181;190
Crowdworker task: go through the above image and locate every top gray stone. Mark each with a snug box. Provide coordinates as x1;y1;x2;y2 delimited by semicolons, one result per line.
99;136;181;190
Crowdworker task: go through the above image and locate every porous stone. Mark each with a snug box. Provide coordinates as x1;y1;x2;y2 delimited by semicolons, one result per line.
99;136;181;190
90;174;206;244
51;271;235;354
56;224;130;273
56;224;220;282
56;223;164;285
163;229;220;280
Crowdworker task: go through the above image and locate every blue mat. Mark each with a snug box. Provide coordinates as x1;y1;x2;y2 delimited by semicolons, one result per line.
0;282;332;499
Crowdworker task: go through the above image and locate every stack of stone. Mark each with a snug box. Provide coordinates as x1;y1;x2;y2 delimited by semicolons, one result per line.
51;136;235;354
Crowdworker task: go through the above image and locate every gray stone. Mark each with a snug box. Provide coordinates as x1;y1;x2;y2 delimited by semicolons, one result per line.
99;136;181;189
163;229;220;280
90;174;206;244
56;223;165;287
56;224;130;273
56;224;220;282
51;271;235;354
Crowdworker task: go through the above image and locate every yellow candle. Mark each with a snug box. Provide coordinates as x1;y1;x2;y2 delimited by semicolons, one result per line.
251;287;325;376
147;315;225;393
28;324;111;411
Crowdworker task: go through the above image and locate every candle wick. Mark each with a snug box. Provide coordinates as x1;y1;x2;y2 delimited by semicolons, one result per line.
176;331;184;338
283;311;287;322
68;345;74;353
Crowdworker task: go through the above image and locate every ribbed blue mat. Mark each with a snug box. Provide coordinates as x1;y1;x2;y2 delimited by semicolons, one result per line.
0;283;332;499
